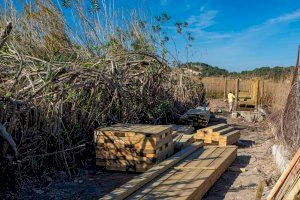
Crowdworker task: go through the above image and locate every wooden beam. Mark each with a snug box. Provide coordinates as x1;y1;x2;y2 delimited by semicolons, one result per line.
234;78;240;111
224;77;227;100
252;80;260;110
260;80;264;106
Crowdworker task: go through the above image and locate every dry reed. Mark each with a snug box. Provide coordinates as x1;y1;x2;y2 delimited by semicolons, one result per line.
0;0;202;186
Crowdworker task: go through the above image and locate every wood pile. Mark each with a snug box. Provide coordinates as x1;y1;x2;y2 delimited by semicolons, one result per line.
194;123;240;146
94;124;174;172
171;125;195;151
268;148;300;200
179;107;211;127
101;145;237;200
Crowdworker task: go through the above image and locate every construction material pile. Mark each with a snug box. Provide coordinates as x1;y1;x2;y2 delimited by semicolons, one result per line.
102;144;238;200
194;123;240;146
179;107;211;127
94;124;174;172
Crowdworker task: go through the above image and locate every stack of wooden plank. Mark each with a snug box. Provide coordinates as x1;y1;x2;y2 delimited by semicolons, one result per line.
179;107;211;127
194;123;240;146
268;148;300;200
171;125;195;151
94;124;174;172
101;145;237;200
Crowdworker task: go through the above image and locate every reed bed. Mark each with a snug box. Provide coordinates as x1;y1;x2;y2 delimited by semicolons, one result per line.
0;0;203;186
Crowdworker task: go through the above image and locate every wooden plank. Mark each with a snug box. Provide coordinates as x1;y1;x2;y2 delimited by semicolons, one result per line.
171;125;194;137
224;77;227;100
95;135;148;144
128;148;211;199
235;78;240;111
268;148;300;200
99;124;172;135
212;127;235;137
219;130;241;146
283;175;300;200
252;79;260;109
188;147;237;199
100;142;203;200
134;135;173;150
129;147;220;199
276;157;300;199
202;123;228;133
127;146;237;200
173;133;195;150
97;141;173;154
194;123;228;140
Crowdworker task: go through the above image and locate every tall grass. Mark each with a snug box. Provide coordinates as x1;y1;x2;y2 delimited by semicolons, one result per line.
0;0;202;186
201;76;292;111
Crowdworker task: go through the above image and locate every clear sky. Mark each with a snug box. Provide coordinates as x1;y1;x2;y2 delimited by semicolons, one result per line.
120;0;300;71
3;0;300;71
148;0;300;71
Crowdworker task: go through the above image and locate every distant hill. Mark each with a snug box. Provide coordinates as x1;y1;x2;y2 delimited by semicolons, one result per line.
179;62;294;80
179;62;229;77
237;66;294;80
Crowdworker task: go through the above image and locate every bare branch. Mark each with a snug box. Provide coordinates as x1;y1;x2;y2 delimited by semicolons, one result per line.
0;22;13;50
0;123;18;157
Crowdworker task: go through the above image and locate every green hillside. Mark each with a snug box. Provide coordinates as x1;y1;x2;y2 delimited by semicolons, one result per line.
179;62;294;80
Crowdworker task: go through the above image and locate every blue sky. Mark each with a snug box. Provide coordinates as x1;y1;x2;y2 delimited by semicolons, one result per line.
118;0;300;71
3;0;300;71
148;0;300;71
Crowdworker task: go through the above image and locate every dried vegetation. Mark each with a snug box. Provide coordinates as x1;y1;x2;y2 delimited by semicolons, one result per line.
0;0;204;186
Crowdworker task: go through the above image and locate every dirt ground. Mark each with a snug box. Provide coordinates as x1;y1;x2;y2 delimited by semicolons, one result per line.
1;102;281;200
203;114;280;200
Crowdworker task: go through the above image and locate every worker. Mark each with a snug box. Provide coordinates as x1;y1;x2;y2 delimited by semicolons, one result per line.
227;92;235;112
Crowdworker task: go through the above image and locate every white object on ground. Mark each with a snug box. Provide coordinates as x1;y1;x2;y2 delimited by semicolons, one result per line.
271;145;290;173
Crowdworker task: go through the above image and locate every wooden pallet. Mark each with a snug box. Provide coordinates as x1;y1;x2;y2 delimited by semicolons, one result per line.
94;124;175;172
101;145;237;200
194;123;240;146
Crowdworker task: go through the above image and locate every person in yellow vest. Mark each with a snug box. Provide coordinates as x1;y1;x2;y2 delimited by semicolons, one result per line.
227;92;236;112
